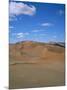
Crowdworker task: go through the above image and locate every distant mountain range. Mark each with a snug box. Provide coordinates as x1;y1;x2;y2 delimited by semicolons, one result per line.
49;42;65;47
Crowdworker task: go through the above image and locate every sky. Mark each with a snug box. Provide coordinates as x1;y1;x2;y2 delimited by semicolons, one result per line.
9;1;65;43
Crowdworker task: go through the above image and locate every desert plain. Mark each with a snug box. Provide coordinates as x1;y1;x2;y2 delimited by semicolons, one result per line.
9;41;65;89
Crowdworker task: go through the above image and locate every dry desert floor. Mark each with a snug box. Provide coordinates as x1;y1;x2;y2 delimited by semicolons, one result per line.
9;41;65;89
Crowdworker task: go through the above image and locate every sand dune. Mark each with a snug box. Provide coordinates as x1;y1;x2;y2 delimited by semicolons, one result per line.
9;41;65;89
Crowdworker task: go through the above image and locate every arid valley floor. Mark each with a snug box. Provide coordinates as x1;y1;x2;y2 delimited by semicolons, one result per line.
9;41;65;89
